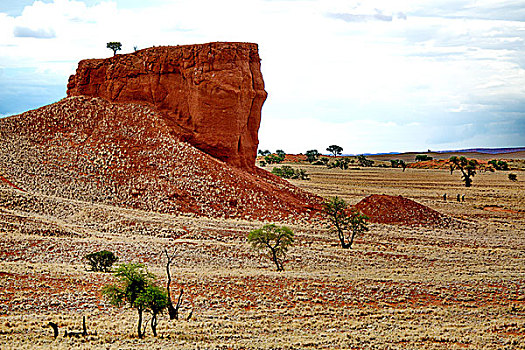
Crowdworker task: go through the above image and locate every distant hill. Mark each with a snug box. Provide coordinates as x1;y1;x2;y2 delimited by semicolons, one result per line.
435;147;525;154
346;147;525;157
367;148;525;162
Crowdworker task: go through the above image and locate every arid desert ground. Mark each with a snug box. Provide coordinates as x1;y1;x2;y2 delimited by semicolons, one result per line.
0;162;524;349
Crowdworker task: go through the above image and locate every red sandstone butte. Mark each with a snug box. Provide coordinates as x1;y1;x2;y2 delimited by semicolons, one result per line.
67;42;267;171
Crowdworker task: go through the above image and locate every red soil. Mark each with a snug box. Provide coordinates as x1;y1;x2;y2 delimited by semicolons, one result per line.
354;194;447;226
0;174;24;192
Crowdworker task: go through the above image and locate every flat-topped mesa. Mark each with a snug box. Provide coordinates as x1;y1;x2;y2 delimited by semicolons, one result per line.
67;42;267;171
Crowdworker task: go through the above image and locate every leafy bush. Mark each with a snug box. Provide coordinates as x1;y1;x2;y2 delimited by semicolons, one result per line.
489;160;509;170
509;173;517;181
415;154;433;162
265;154;283;164
327;158;350;170
390;159;400;168
85;250;118;272
357;155;374;167
305;149;320;163
264;150;286;164
272;166;309;180
247;224;294;271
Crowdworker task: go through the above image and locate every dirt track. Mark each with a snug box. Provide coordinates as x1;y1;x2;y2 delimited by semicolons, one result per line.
0;163;524;349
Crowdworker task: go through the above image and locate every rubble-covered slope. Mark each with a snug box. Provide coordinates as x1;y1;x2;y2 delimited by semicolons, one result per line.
0;96;320;221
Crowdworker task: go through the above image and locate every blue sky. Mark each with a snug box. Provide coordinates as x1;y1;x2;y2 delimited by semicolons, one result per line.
1;0;524;154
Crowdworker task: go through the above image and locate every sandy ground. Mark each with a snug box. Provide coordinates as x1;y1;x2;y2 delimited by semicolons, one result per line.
0;164;524;349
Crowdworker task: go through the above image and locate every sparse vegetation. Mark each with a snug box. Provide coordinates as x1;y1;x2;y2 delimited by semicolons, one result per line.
508;173;517;181
489;159;509;170
263;150;286;164
135;284;169;337
0;164;523;348
357;154;374;167
271;165;309;180
275;149;286;159
102;263;168;338
84;250;118;272
415;154;433;162
313;156;330;166
106;42;122;56
264;153;284;164
450;156;478;187
328;157;350;170
323;196;369;249
326;145;343;158
305;149;320;163
247;224;294;271
390;159;406;171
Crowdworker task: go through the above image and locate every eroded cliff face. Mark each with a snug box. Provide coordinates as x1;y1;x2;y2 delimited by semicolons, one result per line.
67;42;267;171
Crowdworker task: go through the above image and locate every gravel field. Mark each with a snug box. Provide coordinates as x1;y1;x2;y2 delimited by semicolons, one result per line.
0;162;523;349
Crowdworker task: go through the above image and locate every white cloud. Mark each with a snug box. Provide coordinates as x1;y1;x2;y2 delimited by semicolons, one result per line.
0;0;524;151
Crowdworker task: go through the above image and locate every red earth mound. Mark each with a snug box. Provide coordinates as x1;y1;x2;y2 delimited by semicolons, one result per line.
354;194;447;226
0;96;321;221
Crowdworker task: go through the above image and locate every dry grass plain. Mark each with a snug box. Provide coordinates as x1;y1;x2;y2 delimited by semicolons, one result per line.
0;163;524;349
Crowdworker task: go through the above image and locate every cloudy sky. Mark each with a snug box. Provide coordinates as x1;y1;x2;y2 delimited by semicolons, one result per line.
1;0;524;154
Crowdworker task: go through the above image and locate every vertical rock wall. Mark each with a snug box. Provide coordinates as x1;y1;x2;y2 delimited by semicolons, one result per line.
67;42;267;171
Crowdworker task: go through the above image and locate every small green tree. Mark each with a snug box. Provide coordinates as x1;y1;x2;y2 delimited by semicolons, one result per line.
247;224;294;271
399;160;407;172
450;156;478;187
106;41;122;56
258;149;271;156
102;263;167;338
305;149;320;163
323;197;368;249
84;250;118;272
136;284;169;337
326;145;343;158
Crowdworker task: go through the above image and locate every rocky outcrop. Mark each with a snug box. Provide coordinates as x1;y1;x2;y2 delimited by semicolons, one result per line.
67;42;267;171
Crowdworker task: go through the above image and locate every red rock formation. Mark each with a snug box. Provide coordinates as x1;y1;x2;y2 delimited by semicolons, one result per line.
67;42;267;171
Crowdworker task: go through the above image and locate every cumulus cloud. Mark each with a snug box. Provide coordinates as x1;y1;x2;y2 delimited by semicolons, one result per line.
1;0;524;151
13;26;55;38
327;12;393;22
